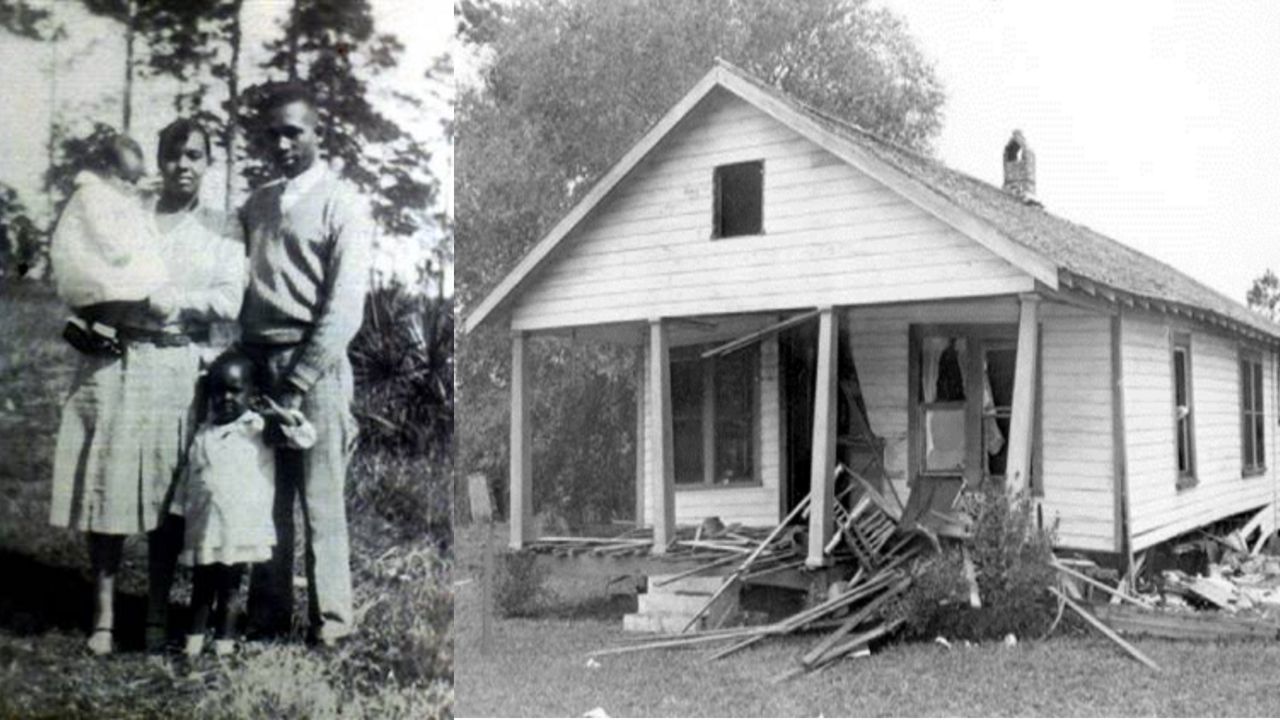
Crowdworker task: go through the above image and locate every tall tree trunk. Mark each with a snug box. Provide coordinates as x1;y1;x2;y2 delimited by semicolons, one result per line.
224;0;243;216
46;22;59;219
285;0;300;81
122;0;135;132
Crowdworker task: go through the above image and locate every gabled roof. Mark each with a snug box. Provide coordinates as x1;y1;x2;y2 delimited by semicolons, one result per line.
465;60;1280;342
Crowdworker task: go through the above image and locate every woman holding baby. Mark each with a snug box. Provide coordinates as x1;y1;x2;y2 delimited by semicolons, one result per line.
48;118;246;655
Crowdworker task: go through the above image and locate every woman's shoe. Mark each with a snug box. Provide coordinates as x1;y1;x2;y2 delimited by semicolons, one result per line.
87;627;113;656
183;634;205;658
213;639;235;658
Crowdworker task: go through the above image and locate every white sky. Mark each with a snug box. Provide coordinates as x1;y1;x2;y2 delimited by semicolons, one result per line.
878;0;1280;304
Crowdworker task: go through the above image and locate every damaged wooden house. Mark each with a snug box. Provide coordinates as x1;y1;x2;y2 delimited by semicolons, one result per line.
463;60;1280;581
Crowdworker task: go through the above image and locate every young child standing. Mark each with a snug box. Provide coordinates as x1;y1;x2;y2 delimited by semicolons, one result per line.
173;351;315;657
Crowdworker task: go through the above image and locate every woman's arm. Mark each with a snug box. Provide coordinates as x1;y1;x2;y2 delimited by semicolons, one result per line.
151;216;248;324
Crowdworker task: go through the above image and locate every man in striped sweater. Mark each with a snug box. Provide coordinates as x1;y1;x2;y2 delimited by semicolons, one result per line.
239;84;374;647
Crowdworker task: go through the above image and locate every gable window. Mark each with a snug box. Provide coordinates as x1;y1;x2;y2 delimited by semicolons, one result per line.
671;346;757;486
1241;351;1266;476
713;161;763;238
1173;333;1196;488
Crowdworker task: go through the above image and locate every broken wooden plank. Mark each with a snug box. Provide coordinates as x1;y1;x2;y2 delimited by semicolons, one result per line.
1049;587;1161;672
809;618;904;670
680;493;812;633
1184;577;1235;610
700;310;822;359
1052;561;1151;609
1252;528;1272;556
962;546;982;608
773;619;904;682
800;576;912;668
649;555;739;587
1091;603;1280;642
839;465;903;523
1241;505;1271;542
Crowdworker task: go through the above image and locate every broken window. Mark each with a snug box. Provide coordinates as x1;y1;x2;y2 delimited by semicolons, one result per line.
1241;352;1265;475
671;346;757;485
713;161;763;238
982;345;1015;477
920;337;968;473
1173;334;1196;487
916;332;1019;483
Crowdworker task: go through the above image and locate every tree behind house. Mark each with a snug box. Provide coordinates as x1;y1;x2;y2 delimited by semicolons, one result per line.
1247;269;1280;321
456;0;947;527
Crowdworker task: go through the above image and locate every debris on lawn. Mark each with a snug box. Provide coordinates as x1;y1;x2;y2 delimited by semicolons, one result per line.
590;466;932;678
570;472;1280;678
1048;503;1280;657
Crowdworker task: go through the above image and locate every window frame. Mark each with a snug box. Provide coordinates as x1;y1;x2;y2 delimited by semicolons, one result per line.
1240;349;1266;477
1172;332;1197;489
907;323;1032;491
712;160;764;239
670;345;762;490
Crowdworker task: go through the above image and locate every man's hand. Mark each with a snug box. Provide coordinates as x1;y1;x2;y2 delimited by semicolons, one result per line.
259;395;302;426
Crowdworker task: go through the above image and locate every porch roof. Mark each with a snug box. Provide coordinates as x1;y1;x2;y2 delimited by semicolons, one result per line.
465;60;1280;344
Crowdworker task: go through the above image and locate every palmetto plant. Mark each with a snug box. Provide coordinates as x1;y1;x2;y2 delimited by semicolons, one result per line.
350;282;454;461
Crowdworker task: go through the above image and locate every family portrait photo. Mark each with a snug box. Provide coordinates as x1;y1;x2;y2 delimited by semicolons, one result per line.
0;0;453;717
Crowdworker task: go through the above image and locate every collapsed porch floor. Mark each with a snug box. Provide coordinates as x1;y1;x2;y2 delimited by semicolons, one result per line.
522;526;851;594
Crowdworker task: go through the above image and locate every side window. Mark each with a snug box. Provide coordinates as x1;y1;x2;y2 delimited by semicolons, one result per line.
1173;333;1196;488
713;161;763;238
1241;351;1266;475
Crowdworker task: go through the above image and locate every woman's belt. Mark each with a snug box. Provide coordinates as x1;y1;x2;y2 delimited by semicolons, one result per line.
117;326;211;347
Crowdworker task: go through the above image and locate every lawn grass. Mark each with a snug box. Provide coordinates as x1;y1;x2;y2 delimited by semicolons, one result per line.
455;522;1280;717
0;282;453;719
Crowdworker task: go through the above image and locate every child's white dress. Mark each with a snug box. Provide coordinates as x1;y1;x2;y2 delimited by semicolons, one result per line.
173;410;315;566
50;171;167;308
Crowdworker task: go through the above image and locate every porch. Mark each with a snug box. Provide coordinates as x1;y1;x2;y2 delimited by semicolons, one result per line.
506;293;1049;566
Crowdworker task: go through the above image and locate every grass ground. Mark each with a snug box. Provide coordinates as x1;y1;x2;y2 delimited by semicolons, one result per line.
455;522;1280;717
0;282;452;719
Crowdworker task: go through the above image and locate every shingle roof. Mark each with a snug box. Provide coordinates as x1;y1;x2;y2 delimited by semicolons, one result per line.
721;61;1280;340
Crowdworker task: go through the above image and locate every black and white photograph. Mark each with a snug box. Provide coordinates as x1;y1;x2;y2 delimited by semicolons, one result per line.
0;0;453;717
454;0;1280;716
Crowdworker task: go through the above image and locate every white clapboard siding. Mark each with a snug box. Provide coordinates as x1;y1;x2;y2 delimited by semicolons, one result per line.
1037;304;1116;552
1122;313;1279;550
843;299;1021;511
510;91;1033;331
842;300;1116;551
641;335;783;527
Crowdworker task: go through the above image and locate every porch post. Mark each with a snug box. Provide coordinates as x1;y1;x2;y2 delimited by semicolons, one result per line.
634;351;646;527
648;319;676;554
1006;294;1041;494
807;306;839;568
509;331;534;549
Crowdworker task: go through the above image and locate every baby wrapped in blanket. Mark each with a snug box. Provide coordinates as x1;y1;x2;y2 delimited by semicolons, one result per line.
50;135;166;353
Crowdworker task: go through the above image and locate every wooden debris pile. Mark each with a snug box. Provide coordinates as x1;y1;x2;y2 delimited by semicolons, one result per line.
1046;504;1280;669
524;523;810;570
591;467;933;679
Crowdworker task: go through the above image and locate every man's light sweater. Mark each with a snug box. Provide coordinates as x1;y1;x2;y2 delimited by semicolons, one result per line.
239;164;374;393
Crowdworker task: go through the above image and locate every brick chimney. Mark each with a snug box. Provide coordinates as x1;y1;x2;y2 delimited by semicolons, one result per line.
1002;130;1039;205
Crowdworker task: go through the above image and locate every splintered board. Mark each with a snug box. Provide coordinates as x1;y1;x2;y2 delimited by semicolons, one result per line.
1091;603;1280;642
